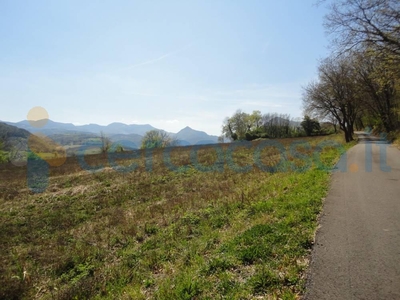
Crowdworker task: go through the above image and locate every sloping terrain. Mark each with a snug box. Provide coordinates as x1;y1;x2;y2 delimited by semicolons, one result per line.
0;135;353;299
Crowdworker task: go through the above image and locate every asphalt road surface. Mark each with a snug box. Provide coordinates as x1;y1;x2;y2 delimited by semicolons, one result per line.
305;133;400;300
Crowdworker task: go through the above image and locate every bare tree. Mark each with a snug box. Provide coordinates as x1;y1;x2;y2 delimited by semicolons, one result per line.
100;131;112;154
352;50;399;131
324;0;400;57
261;113;293;138
303;55;362;142
327;114;339;133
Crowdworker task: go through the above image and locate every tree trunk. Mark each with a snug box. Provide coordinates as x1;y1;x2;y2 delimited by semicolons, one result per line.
340;122;353;143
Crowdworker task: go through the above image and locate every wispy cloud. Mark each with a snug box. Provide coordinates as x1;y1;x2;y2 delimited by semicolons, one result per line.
117;42;195;72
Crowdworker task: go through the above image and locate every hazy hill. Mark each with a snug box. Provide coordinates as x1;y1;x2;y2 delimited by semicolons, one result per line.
0;122;31;153
0;122;31;140
99;122;156;136
4;120;219;148
5;120;157;136
173;126;218;145
109;133;142;149
0;122;66;161
48;132;100;146
6;120;77;135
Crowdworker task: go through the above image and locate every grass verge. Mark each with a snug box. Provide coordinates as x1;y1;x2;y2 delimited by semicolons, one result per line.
0;135;355;299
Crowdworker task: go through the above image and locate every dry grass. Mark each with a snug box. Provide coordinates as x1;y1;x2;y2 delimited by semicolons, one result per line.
0;135;353;299
390;130;400;149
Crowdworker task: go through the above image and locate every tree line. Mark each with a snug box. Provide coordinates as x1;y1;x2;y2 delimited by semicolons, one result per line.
222;1;400;143
303;0;400;142
222;110;286;141
220;110;328;141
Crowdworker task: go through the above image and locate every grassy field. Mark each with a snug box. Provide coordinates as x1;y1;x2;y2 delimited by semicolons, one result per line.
0;135;355;299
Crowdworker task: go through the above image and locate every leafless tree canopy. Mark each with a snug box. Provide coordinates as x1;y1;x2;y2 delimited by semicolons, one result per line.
324;0;400;56
303;1;400;141
352;50;399;131
303;55;362;142
100;131;112;154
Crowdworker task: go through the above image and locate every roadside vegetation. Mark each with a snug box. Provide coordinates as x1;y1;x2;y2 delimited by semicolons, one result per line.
0;134;355;299
223;0;400;145
389;130;400;149
303;0;400;142
1;1;398;299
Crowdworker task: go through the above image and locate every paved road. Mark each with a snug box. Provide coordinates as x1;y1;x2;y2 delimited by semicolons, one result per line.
305;133;400;300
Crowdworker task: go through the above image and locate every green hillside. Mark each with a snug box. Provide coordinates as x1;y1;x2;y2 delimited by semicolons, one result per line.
0;123;67;163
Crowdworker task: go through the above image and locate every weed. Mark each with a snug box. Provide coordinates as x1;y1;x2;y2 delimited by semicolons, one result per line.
0;135;353;299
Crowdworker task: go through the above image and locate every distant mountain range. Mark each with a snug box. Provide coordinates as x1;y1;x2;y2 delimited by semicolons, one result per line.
3;119;219;150
5;120;157;136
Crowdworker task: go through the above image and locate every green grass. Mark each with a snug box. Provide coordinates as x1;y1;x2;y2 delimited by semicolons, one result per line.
0;135;354;299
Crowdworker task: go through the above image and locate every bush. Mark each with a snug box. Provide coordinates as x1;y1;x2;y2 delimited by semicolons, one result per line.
27;151;42;161
245;130;269;141
387;130;400;143
0;140;8;163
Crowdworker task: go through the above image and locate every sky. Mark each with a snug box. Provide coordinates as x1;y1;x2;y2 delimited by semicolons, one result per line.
0;0;331;136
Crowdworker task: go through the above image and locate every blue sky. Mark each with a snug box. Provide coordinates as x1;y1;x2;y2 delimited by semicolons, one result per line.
0;0;330;136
